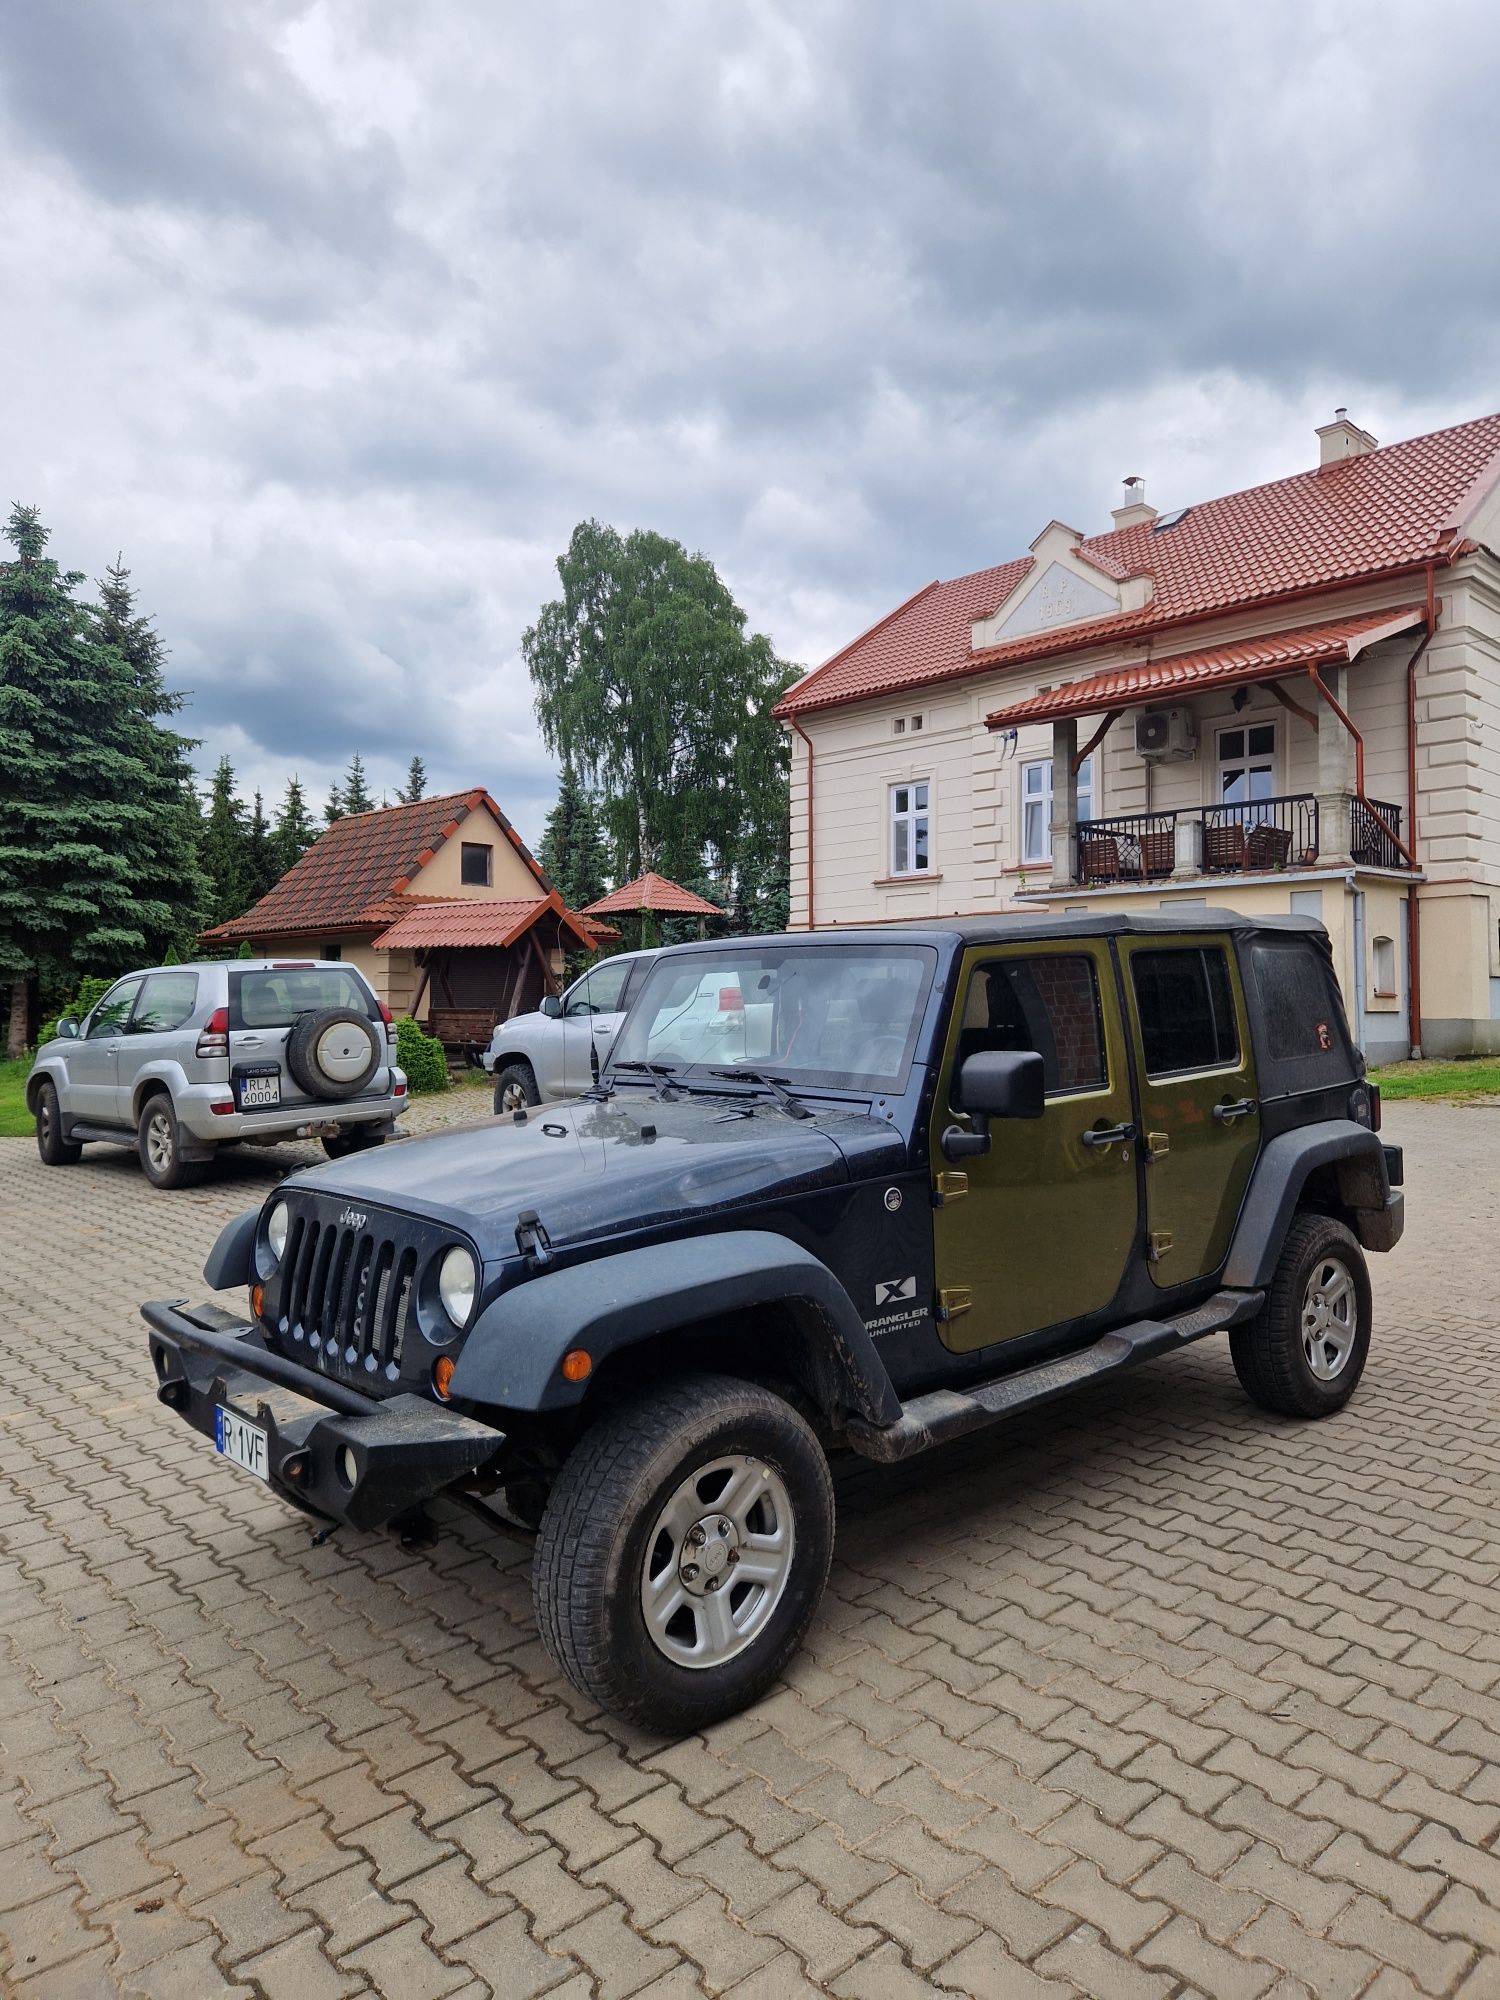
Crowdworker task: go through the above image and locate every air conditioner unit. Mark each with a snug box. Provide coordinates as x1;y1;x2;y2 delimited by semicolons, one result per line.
1135;707;1198;761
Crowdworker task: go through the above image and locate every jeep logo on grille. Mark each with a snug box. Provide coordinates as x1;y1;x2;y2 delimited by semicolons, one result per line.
337;1208;367;1230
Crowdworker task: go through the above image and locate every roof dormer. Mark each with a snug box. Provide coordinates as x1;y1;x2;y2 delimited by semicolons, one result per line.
970;519;1152;652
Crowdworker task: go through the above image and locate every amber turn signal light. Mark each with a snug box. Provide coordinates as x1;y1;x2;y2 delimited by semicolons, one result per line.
432;1356;455;1400
561;1349;592;1383
250;1283;265;1319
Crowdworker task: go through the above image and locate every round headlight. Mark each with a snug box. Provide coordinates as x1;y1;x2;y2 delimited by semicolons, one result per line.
266;1200;289;1263
438;1245;478;1327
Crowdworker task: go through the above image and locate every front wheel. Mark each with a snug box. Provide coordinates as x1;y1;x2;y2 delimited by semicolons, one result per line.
1230;1213;1371;1418
493;1061;540;1116
533;1375;834;1732
36;1081;82;1165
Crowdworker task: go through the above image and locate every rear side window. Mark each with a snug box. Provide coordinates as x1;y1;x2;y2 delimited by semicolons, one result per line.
1132;947;1239;1077
232;967;374;1029
1248;938;1353;1070
130;971;199;1033
954;955;1106;1103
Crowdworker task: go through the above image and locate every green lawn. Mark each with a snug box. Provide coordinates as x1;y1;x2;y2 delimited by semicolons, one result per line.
1369;1057;1500;1102
0;1058;34;1138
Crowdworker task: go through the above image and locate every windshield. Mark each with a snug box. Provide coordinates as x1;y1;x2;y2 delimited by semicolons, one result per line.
608;944;936;1093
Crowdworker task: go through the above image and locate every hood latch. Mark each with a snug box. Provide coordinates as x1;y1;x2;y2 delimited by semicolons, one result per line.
516;1209;553;1268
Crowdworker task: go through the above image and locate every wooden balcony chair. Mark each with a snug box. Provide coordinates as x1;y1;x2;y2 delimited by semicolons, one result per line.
1077;835;1123;883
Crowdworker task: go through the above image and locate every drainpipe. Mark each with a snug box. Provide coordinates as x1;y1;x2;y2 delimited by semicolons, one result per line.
790;719;816;931
1402;564;1438;1057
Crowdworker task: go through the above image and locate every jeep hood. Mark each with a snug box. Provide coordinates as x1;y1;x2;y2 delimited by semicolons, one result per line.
290;1095;906;1258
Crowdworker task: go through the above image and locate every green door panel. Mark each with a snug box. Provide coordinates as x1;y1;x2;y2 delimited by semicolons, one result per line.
929;940;1141;1353
1116;935;1260;1288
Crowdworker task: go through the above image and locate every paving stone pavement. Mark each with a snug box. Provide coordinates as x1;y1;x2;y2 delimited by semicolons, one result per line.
1;1102;1498;1998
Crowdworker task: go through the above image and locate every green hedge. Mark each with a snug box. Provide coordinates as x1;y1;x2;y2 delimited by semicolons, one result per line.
35;975;113;1049
395;1015;449;1093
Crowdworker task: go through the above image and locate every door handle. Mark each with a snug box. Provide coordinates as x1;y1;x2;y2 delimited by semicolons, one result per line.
1081;1121;1137;1151
240;1035;263;1048
1213;1097;1257;1123
107;1040;121;1053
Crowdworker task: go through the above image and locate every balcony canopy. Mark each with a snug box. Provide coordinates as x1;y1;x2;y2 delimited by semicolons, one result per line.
983;605;1426;731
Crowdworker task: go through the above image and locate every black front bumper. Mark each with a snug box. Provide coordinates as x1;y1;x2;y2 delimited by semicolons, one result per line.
143;1300;504;1531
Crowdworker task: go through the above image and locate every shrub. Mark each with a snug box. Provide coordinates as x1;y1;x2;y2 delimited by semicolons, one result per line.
35;974;114;1048
395;1015;449;1093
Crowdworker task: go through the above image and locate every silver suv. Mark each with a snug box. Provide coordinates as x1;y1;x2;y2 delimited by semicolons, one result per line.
29;959;408;1189
482;949;657;1110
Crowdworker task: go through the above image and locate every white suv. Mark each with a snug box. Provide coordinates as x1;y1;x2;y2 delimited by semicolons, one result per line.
29;959;408;1188
482;949;657;1110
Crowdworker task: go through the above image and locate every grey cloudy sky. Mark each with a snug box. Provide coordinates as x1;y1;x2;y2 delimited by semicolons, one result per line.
4;0;1498;843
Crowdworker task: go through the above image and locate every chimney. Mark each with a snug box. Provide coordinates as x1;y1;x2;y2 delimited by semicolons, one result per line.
1111;475;1158;529
1316;407;1377;466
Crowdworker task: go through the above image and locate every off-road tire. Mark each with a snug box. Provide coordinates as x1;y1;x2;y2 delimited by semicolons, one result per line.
493;1061;540;1116
137;1094;209;1190
35;1081;82;1166
285;1008;381;1101
533;1374;835;1732
322;1129;388;1160
1230;1212;1371;1418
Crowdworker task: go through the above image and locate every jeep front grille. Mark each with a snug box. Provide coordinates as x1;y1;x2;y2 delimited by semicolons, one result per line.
278;1210;417;1382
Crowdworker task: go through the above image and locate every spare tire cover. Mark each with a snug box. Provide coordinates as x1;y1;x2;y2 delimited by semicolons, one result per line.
286;1008;381;1101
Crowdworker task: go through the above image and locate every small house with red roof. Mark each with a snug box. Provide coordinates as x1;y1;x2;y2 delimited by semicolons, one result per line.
201;789;599;1049
776;408;1500;1060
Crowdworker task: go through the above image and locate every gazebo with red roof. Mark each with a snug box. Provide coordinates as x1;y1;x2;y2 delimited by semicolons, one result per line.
583;871;728;942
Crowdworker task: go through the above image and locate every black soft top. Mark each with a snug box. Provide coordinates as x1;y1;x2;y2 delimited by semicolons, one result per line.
654;908;1326;959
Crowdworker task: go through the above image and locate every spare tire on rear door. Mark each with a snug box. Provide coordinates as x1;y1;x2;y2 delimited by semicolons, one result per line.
286;1008;381;1101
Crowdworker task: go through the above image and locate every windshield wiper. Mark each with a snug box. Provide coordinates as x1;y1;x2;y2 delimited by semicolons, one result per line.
710;1068;813;1120
610;1060;680;1101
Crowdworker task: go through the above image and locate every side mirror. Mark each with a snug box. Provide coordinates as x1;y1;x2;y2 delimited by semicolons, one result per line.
55;1016;80;1040
540;995;563;1019
942;1050;1046;1161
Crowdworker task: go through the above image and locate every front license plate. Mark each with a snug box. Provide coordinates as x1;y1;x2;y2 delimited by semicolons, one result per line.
215;1405;269;1480
236;1068;282;1110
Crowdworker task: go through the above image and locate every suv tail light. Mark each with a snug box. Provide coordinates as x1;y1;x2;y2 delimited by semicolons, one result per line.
1367;1082;1382;1131
1348;1081;1381;1130
378;999;396;1046
196;1006;229;1059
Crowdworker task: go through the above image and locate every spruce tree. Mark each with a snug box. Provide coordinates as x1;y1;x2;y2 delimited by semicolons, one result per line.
201;756;250;923
247;789;276;900
323;781;345;825
272;776;317;876
342;753;375;815
537;764;609;911
94;558;211;960
398;754;428;803
0;506;179;1053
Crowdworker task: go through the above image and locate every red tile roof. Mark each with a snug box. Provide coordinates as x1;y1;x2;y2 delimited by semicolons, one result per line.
372;893;596;953
777;411;1500;718
201;789;550;943
983;606;1426;729
583;871;728;916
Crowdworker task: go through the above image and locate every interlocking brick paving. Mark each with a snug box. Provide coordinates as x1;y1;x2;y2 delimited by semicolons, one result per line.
1;1103;1496;1996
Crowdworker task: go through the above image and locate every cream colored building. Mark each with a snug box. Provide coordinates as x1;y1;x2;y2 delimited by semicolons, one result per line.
777;409;1500;1061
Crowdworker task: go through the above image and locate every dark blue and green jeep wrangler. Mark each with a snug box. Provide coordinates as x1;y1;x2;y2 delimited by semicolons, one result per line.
145;911;1402;1730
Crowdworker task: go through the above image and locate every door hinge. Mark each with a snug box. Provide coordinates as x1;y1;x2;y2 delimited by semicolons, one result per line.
1148;1231;1174;1261
933;1171;969;1205
1146;1130;1170;1161
937;1286;973;1321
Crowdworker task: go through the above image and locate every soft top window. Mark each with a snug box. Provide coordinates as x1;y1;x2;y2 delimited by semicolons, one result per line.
1248;937;1353;1072
232;967;374;1029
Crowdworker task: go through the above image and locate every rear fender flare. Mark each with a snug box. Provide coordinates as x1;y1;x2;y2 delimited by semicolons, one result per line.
1224;1121;1393;1288
448;1229;901;1425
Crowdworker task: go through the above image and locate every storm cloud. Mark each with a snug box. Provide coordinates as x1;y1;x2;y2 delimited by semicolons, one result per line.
4;0;1497;838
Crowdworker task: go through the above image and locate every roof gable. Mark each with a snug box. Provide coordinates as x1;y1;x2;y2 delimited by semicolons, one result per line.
201;788;552;943
777;408;1500;718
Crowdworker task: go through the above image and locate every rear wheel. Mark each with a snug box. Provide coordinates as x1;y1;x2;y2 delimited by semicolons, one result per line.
493;1061;539;1115
533;1374;834;1732
35;1081;82;1166
1230;1213;1371;1418
137;1095;209;1190
322;1129;388;1160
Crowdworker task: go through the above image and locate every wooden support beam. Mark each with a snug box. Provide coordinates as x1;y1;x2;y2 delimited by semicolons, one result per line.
1268;680;1320;730
1074;709;1121;775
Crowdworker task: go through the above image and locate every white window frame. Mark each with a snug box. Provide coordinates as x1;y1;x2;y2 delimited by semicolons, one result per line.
888;779;931;876
1020;755;1094;866
1213;717;1279;806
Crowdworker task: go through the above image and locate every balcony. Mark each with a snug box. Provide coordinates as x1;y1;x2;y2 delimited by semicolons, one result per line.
1073;794;1406;886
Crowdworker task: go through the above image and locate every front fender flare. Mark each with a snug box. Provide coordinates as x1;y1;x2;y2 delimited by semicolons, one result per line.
1224;1121;1395;1288
448;1229;902;1425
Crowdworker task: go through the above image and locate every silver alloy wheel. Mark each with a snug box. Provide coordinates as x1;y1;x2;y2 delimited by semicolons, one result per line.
38;1092;53;1142
145;1109;175;1175
1302;1254;1357;1379
641;1454;795;1670
499;1079;529;1113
